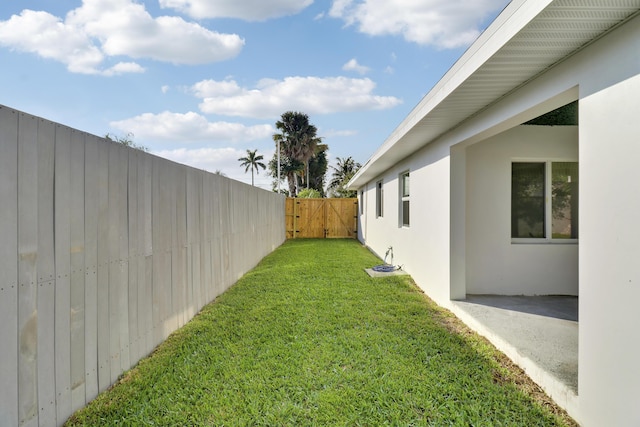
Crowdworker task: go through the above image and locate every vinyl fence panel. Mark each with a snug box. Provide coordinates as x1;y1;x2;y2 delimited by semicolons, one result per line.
69;130;86;414
54;124;73;424
83;134;99;405
36;118;57;427
17;113;39;427
0;104;285;427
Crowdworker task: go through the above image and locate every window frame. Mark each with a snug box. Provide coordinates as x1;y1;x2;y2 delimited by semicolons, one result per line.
399;171;410;227
376;180;384;218
511;158;578;244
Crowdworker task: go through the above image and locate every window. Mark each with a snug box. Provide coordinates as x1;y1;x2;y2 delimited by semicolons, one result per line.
400;171;410;227
511;161;578;240
359;190;364;215
376;180;383;218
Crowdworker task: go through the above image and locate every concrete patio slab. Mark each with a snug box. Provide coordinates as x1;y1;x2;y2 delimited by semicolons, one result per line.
450;295;579;417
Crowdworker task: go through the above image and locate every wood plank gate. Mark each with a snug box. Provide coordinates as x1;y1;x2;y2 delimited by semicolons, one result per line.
286;198;358;239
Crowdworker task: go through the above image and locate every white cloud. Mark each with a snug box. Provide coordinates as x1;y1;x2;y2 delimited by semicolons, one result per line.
342;58;370;75
154;146;274;188
103;62;146;76
154;147;241;172
159;0;313;21
194;76;402;119
69;1;245;65
329;0;508;48
192;79;244;98
0;0;244;75
110;111;273;142
0;10;105;74
161;85;170;94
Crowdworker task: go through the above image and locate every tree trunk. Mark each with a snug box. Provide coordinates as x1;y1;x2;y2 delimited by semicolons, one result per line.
306;160;309;189
287;172;296;197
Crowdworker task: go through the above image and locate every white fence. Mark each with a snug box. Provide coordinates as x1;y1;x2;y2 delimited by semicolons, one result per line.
0;105;286;427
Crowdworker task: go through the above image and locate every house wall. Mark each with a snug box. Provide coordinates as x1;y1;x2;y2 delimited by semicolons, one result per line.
0;105;286;427
578;48;640;427
456;16;640;425
465;125;578;295
359;140;452;305
356;10;640;426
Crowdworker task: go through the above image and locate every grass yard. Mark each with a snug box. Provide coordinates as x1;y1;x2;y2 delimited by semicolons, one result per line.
66;239;576;426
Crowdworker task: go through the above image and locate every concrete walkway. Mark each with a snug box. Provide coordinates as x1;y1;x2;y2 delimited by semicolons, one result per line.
450;295;578;416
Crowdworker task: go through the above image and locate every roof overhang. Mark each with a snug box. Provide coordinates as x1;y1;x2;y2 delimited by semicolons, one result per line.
348;0;640;189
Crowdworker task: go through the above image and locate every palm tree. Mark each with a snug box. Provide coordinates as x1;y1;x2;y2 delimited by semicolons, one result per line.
300;134;322;189
238;149;266;186
329;156;362;197
307;143;328;195
273;112;319;196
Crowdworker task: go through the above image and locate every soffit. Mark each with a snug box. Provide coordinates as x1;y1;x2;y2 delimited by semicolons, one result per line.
348;0;640;189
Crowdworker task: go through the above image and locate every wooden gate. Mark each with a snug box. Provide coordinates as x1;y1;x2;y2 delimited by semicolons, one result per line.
286;198;358;239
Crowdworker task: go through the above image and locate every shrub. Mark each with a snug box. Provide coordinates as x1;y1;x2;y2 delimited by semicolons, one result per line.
297;188;322;198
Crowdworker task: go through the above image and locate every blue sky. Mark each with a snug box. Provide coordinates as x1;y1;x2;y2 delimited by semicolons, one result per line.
0;0;509;189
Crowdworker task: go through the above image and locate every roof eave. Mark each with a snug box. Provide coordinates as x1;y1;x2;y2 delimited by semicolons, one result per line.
348;0;640;190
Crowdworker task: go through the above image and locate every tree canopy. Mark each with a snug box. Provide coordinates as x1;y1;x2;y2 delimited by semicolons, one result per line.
328;156;361;198
270;112;326;196
523;101;578;126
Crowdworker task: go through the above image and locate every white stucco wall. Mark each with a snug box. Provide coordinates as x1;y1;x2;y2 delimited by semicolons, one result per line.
579;68;640;427
358;140;453;306
356;11;640;426
465;125;578;295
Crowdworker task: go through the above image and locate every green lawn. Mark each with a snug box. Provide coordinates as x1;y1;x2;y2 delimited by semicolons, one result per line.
66;239;575;426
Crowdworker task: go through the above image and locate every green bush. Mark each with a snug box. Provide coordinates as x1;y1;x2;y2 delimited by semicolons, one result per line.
297;188;322;198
